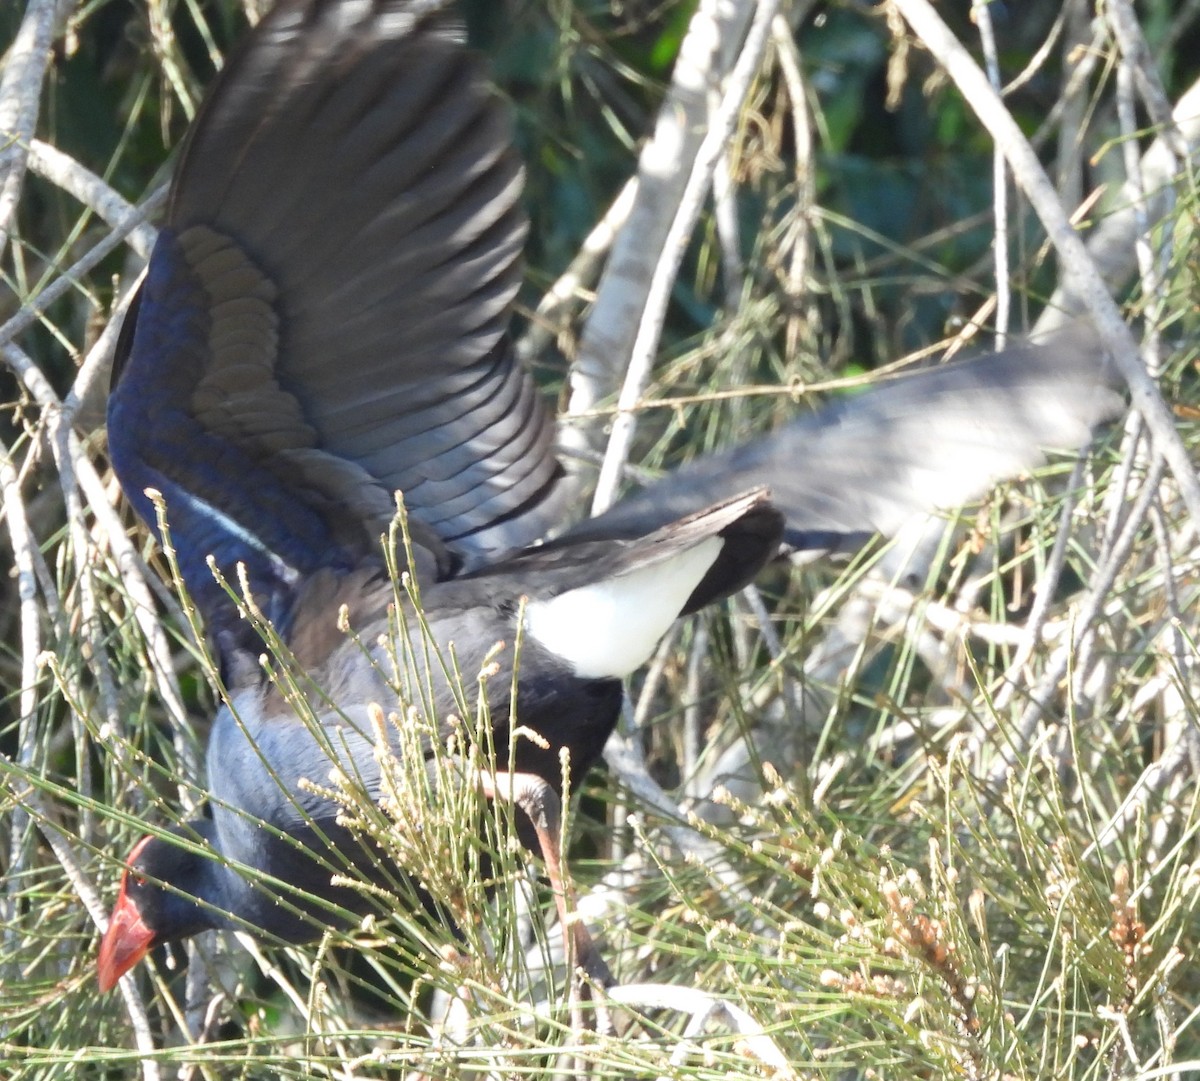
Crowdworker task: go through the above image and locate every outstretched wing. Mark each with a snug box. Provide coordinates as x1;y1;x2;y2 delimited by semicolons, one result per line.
108;0;568;644
573;329;1124;553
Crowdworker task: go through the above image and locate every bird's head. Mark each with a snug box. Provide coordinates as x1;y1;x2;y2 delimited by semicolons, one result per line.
97;826;221;991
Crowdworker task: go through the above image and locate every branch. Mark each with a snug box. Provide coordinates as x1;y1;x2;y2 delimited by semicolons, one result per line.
27;139;158;259
0;0;66;263
588;0;783;512
563;0;771;497
891;0;1200;541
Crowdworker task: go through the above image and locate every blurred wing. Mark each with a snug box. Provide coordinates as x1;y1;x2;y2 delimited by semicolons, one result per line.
108;0;567;642
574;329;1125;553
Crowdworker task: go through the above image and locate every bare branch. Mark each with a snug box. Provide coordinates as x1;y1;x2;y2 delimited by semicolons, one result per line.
892;0;1200;534
0;0;66;262
589;0;782;513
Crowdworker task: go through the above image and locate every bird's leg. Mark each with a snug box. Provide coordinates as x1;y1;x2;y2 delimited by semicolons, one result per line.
478;769;613;1033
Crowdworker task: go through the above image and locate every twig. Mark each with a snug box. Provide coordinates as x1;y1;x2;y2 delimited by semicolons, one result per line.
0;187;167;351
971;0;1010;343
1036;73;1200;335
984;454;1167;792
1107;0;1190;159
606;983;797;1077
27;139;158;259
682;622;710;801
1001;2;1070;98
603;730;758;906
891;0;1200;551
771;15;817;362
1161;0;1200;56
519;177;635;370
564;0;765;490
591;0;781;513
1052;0;1092;212
992;460;1087;715
0;0;65;263
712;151;744;311
65;271;146;422
2;331;200;801
1113;36;1174;376
739;583;806;777
1088;714;1200;855
0;440;44;953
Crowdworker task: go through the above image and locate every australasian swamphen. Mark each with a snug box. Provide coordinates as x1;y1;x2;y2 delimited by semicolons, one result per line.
97;0;1124;995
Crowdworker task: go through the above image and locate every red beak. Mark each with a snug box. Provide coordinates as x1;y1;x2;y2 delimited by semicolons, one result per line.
97;841;157;992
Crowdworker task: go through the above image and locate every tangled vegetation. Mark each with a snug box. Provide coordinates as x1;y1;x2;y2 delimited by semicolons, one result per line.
1;0;1198;1077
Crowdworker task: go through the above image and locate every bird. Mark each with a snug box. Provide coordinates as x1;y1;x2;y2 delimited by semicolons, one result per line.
96;0;1124;996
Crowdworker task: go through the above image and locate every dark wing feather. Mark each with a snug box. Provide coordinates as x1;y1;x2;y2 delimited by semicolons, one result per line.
109;0;568;647
440;487;782;614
